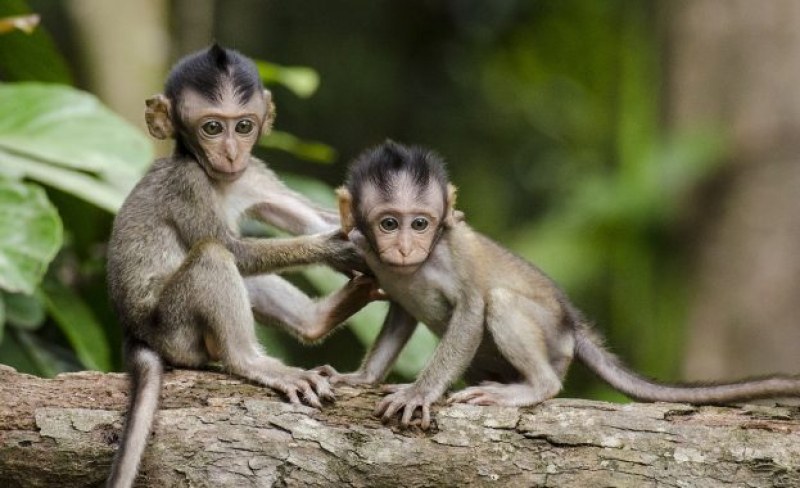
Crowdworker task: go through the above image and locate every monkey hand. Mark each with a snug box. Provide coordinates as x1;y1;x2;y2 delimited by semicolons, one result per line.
312;365;377;386
349;273;387;302
322;230;370;275
263;367;336;408
374;383;439;430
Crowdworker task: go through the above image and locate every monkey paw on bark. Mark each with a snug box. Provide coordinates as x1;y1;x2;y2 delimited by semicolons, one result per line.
312;365;378;387
374;383;439;430
261;367;335;408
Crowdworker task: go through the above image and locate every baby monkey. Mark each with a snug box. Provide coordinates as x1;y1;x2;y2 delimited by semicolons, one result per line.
327;140;800;430
106;45;375;488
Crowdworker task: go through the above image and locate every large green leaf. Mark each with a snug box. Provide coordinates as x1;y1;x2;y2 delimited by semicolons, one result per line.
0;179;62;294
40;278;111;372
3;290;45;330
0;83;151;177
0;150;127;213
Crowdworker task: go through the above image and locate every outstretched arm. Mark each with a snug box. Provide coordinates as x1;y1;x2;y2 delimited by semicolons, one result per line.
246;163;339;235
318;302;418;385
375;293;485;429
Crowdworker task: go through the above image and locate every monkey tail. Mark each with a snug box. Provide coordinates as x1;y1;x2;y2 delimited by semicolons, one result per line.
574;323;800;403
107;341;164;488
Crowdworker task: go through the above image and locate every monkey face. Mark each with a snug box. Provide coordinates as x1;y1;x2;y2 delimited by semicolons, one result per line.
178;87;269;181
361;178;445;273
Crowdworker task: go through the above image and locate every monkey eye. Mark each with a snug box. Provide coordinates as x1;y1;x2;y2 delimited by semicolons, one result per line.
202;120;224;136
235;119;254;134
379;217;399;232
411;217;429;231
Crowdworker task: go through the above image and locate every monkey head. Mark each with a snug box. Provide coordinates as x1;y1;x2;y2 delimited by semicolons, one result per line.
145;44;276;182
338;141;459;274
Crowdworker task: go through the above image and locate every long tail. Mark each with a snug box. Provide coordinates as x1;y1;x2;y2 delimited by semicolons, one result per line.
574;323;800;403
107;341;163;488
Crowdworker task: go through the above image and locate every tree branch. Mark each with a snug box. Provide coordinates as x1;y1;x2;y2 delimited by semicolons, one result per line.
1;364;799;487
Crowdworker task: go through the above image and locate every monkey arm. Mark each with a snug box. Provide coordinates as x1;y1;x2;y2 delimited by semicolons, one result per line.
250;196;338;235
246;274;378;343
228;232;363;276
375;294;485;429
247;165;339;235
413;294;485;397
314;303;417;386
358;304;418;382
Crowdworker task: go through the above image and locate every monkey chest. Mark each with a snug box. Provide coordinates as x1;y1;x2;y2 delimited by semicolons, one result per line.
381;276;453;335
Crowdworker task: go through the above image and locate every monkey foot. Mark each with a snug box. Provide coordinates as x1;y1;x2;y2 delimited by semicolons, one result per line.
261;367;335;408
375;383;438;430
312;365;376;386
447;382;553;407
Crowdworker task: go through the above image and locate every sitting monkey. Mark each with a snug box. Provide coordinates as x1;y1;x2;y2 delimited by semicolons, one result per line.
322;140;800;430
106;44;375;488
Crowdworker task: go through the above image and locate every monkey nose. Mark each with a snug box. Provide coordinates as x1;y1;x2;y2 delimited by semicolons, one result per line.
225;139;238;162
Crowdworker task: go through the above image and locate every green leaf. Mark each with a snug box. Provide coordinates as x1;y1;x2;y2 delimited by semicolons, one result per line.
0;1;71;83
14;329;69;377
260;130;337;164
4;290;44;330
0;179;62;294
0;83;151;176
40;278;111;371
0;151;127;213
255;61;320;98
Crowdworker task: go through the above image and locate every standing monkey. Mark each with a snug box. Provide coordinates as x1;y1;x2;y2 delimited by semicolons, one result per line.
106;45;375;488
325;140;800;430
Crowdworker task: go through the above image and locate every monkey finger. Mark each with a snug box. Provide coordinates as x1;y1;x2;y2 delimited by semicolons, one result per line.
447;389;481;404
466;394;497;406
306;373;335;402
401;403;417;426
300;383;323;409
369;288;389;301
380;383;410;394
312;364;339;377
284;387;301;405
379;398;404;421
421;405;431;430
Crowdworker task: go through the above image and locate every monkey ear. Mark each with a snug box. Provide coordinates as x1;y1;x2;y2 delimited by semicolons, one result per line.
443;183;460;228
336;186;355;234
261;89;276;135
145;94;174;140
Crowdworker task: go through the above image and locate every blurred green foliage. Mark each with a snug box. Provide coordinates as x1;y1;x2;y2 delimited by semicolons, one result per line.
0;1;727;403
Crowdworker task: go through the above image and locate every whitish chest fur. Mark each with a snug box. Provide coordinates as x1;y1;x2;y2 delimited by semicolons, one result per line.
218;167;268;231
370;241;458;335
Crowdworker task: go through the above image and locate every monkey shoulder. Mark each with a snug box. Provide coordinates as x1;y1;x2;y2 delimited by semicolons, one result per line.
449;225;564;307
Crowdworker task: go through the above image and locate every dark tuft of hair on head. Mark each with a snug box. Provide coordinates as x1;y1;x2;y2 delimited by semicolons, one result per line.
346;140;450;227
164;43;263;110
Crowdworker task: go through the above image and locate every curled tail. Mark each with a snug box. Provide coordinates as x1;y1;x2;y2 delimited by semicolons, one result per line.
107;341;163;488
574;323;800;403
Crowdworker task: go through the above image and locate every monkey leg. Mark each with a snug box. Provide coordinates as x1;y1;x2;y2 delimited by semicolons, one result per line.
155;240;333;407
245;273;377;343
447;289;565;407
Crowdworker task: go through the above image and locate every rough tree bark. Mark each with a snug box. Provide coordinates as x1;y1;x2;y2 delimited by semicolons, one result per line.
1;365;799;487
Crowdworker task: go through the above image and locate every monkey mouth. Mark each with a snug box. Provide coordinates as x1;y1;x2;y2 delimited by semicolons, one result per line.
207;165;247;181
381;259;425;274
